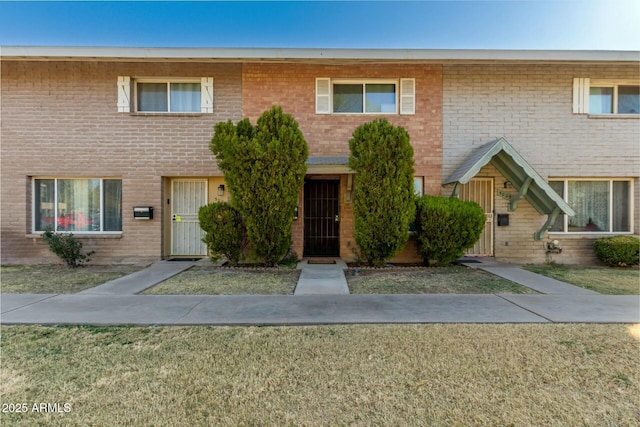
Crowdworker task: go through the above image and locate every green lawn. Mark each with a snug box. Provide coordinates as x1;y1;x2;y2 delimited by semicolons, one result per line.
524;264;639;295
1;324;638;426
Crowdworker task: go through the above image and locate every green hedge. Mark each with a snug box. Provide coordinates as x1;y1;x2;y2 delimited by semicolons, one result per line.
198;202;249;266
210;106;308;266
415;195;485;266
594;235;640;267
348;118;415;267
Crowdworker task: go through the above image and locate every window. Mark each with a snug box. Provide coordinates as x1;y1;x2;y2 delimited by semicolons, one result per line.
117;76;213;113
137;81;201;112
573;78;640;115
549;179;632;233
316;78;415;115
34;178;122;233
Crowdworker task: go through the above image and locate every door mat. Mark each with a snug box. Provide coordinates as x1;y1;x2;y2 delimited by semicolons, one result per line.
168;258;202;262
457;259;481;264
307;260;337;265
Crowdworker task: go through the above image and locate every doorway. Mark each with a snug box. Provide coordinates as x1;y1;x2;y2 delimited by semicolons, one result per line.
303;179;340;257
459;178;494;256
171;179;208;256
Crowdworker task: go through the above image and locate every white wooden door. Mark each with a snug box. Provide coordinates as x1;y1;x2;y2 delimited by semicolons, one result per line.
459;179;494;256
171;180;208;256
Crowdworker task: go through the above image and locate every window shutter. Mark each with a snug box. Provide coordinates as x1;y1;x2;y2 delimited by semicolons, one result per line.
117;76;131;113
201;77;214;113
572;77;590;114
316;78;331;114
400;78;415;115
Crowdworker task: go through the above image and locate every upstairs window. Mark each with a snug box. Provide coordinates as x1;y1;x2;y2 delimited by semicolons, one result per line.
137;81;201;113
117;76;214;113
317;78;415;115
573;78;640;115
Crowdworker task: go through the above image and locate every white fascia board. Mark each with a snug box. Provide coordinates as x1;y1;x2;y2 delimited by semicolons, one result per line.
1;46;639;63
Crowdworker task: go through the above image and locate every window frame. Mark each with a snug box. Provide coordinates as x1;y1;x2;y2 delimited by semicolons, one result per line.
589;80;640;116
548;178;634;235
32;177;123;235
331;79;399;115
134;78;203;113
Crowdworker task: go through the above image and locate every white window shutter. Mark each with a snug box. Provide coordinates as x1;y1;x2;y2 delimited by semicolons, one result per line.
400;78;415;115
316;78;331;114
572;77;590;114
117;76;131;113
201;77;214;113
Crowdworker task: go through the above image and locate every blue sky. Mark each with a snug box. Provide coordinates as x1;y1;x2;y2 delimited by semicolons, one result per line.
0;1;638;50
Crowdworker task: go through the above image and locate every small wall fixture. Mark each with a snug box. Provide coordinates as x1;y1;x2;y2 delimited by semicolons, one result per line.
546;239;562;254
504;181;512;189
217;184;225;196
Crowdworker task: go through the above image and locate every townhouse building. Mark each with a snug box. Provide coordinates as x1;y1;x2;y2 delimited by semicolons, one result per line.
1;47;638;265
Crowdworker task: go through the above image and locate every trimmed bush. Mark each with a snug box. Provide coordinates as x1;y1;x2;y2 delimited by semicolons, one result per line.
415;195;486;266
210;106;308;266
198;202;248;266
42;227;95;268
594;235;640;267
348;118;415;267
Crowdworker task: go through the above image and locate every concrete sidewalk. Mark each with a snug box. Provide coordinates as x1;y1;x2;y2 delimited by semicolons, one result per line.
1;258;639;325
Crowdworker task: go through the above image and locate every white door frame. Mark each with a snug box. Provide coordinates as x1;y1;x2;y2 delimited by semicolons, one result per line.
171;179;208;256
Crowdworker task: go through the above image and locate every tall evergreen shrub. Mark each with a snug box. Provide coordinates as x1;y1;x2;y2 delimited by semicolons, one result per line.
415;195;485;266
210;106;308;266
348;118;415;267
198;202;248;266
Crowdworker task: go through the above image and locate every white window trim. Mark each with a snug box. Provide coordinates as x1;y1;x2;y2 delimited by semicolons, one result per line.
316;78;415;115
548;178;634;235
574;78;640;116
128;77;213;114
32;177;123;235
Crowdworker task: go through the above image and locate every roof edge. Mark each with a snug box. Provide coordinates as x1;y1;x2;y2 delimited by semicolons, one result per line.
2;46;638;63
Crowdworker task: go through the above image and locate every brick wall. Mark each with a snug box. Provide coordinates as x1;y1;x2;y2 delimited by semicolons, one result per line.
443;64;640;264
1;60;242;264
242;63;442;262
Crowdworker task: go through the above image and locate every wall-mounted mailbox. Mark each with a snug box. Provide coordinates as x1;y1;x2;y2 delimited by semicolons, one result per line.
133;206;153;220
497;214;509;226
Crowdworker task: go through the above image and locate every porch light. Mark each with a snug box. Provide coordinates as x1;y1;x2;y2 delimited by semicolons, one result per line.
504;181;512;189
217;185;225;196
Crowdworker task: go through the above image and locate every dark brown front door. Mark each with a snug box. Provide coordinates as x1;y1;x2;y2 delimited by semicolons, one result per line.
304;179;340;257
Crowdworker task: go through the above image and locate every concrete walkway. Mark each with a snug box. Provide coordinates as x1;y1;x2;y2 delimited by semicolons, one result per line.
294;260;349;295
1;259;638;325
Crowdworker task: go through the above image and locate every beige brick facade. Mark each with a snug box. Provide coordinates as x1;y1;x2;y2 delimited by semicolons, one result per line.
1;60;241;264
2;54;637;265
443;64;640;264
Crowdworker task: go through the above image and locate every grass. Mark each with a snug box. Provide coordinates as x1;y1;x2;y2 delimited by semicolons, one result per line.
144;265;300;295
0;265;143;294
1;324;638;426
347;265;536;294
524;264;640;295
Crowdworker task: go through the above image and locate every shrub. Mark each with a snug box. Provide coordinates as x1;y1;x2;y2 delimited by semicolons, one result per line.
594;235;640;267
42;228;95;268
198;202;249;266
348;118;415;267
210;106;308;266
415;195;485;266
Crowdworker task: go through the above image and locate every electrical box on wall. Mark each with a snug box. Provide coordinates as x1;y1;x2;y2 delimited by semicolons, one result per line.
497;214;509;226
133;206;153;220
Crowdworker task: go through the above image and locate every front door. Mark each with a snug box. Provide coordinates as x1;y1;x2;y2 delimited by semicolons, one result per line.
459;178;494;256
303;179;340;257
171;179;208;256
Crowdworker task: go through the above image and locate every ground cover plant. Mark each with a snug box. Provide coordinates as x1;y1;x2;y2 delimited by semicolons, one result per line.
144;266;299;295
0;265;142;294
346;266;536;294
210;106;308;266
1;324;638;426
41;229;95;268
594;235;640;267
524;264;640;295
